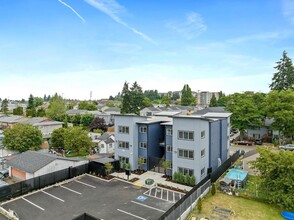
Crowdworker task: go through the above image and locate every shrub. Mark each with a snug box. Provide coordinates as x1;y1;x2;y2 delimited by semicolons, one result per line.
190;175;196;186
185;174;191;185
211;183;216;196
173;171;179;182
197;198;202;213
178;172;185;184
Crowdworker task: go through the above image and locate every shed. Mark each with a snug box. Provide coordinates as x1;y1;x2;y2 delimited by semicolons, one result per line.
89;158;119;176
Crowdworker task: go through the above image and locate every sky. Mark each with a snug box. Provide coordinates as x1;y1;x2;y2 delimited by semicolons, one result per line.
1;0;294;100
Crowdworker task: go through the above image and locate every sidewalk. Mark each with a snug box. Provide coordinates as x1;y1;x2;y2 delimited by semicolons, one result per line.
112;171;192;191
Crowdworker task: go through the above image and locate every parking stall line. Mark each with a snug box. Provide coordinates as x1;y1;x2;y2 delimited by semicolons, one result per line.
22;198;45;211
173;192;175;203
117;209;147;220
161;188;163;199
60;185;82;195
131;201;165;213
41;190;65;202
75;180;96;188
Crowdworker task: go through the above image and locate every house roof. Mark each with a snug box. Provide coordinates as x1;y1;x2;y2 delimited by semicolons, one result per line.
6;151;85;173
91;157;117;164
17;117;48;125
66;109;87;115
193;107;229;115
0;115;23;123
103;107;120;112
33;121;64;126
98;132;112;140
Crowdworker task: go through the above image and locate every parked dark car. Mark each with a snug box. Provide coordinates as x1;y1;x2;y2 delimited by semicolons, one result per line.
254;139;263;145
0;170;8;179
236;140;253;146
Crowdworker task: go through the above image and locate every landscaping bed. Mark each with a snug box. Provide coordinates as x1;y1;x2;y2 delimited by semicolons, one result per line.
157;183;188;193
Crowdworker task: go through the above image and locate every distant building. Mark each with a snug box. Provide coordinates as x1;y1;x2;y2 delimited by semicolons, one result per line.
197;91;220;107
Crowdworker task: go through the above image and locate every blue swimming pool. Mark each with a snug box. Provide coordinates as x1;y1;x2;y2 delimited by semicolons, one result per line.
225;168;248;187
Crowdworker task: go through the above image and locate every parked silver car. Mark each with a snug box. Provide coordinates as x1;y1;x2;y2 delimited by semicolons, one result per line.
279;144;294;151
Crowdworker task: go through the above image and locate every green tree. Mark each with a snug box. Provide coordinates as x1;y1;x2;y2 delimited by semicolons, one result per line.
251;148;294;210
104;162;113;176
142;97;153;108
265;89;294;138
121;82;131;114
89;117;107;132
78;101;97;110
1;98;9;113
50;127;67;149
225;92;265;140
68;101;76;110
217;91;228;107
121;81;145;115
129;81;145;115
162;160;171;176
209;94;218;107
27;94;35;110
46;94;66;121
36;108;46;117
64;126;92;155
270;51;294;91
34;97;44;107
2;124;43;152
181;84;195;106
161;96;170;108
13;106;24;115
26;108;36;117
80;113;95;127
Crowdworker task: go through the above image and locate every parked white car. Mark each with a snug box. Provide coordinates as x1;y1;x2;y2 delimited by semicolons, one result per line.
279;144;294;151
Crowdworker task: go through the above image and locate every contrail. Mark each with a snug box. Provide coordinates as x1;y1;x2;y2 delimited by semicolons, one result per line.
84;0;156;44
58;0;86;23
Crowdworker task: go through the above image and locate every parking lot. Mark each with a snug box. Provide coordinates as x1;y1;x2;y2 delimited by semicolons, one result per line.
1;174;175;220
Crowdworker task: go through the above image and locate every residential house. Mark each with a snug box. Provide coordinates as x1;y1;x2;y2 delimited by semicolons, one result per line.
247;118;279;142
91;133;115;154
0;115;24;129
6;151;88;180
114;111;231;184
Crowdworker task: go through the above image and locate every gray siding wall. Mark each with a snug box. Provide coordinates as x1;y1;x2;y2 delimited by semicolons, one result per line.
138;124;148;170
165;125;173;176
209;121;221;171
220;119;229;162
114;115;146;170
172;117;209;184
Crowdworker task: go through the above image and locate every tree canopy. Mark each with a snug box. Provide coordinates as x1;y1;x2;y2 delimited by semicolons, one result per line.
209;94;217;107
80;113;95;127
0;99;8;113
265;89;294;137
50;127;67;149
89;117;108;132
251;148;294;210
121;81;145;115
78;101;97;110
46;93;66;121
181;84;195;106
3;124;43;152
270;51;294;91
13;107;24;116
225;92;265;139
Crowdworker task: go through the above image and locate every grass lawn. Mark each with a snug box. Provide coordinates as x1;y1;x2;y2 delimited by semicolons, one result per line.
186;191;283;220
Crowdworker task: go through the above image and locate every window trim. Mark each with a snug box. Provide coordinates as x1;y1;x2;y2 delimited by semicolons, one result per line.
139;126;147;133
139;142;147;149
178;148;194;160
178;130;194;141
166;128;173;136
118;126;129;134
118;141;129;150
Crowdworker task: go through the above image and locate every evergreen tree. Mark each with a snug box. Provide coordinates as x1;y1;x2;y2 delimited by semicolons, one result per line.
181;84;195;106
209;94;218;107
1;99;9;113
121;82;131;114
13;107;24;115
129;81;145;115
270;51;294;91
27;94;35;109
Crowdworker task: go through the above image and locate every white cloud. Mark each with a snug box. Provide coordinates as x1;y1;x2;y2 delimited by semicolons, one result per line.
282;0;294;24
166;12;207;39
84;0;156;44
57;0;86;23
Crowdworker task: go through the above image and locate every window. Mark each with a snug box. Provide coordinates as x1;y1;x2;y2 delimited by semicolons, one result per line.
178;167;194;176
101;144;104;148
118;156;129;164
139;126;147;133
118;126;129;134
201;167;205;176
178;149;194;159
166;128;173;136
118;141;129;149
201;130;205;139
178;131;194;141
253;134;260;139
201;149;205;157
139;142;147;149
139;157;147;164
166;145;173;152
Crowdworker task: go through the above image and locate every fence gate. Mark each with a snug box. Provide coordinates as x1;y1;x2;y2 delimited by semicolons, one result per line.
148;156;165;173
